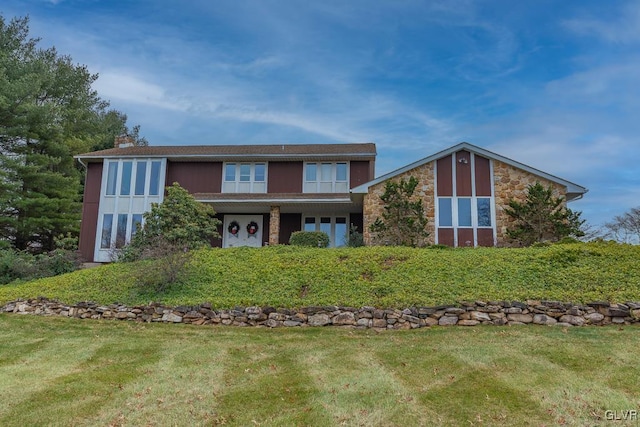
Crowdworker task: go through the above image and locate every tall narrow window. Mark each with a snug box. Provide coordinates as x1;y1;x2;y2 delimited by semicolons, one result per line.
149;161;162;196
101;214;113;249
306;163;317;181
438;198;453;227
135;162;147;195
335;217;347;247
320;217;331;236
120;162;132;195
254;163;265;182
131;214;143;237
225;163;236;181
116;214;128;248
106;162;118;195
336;163;347;182
477;198;492;227
458;198;472;227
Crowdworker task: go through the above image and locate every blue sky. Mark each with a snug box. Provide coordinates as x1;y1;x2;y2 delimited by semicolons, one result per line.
3;0;639;228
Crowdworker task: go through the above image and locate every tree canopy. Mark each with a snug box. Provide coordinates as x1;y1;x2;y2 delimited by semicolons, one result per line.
123;183;221;261
505;182;585;246
0;15;143;251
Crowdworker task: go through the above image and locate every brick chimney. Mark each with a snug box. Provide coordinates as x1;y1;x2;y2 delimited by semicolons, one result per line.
114;134;134;148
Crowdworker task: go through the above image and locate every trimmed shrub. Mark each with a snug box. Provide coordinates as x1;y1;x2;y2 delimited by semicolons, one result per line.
289;231;330;248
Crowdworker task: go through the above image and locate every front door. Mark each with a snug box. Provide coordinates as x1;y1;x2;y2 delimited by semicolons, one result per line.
223;215;264;248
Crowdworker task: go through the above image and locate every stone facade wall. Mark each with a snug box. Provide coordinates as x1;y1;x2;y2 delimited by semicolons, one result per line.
3;298;639;328
363;158;570;247
363;162;435;246
493;160;567;245
268;205;280;245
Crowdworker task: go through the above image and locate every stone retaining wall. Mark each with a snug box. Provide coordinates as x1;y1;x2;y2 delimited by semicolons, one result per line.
2;298;639;328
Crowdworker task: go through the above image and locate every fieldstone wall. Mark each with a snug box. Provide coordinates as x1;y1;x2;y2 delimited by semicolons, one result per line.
493;160;566;245
363;157;571;247
363;162;435;246
3;298;639;328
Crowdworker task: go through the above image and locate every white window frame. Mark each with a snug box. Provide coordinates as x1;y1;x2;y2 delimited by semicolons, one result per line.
434;153;497;247
303;162;349;193
95;158;166;261
222;162;267;193
302;215;349;247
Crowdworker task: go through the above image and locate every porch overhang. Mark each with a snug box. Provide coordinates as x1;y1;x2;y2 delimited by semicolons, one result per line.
193;193;362;214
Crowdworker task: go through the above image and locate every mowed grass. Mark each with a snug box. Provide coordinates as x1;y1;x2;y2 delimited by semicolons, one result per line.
1;315;638;426
1;242;639;308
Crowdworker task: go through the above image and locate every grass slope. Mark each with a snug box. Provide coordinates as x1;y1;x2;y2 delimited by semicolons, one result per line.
1;315;638;426
0;242;639;308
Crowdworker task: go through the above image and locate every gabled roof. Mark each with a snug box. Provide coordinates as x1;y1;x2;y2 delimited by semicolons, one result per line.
75;143;376;162
351;142;588;201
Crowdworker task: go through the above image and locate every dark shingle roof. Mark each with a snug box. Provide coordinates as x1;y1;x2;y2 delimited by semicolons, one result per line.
76;143;376;161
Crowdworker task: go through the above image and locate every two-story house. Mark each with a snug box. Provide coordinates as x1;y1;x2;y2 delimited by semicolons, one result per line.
75;140;587;262
76;141;376;262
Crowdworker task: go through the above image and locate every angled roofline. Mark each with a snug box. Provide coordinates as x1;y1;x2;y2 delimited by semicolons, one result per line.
351;142;588;201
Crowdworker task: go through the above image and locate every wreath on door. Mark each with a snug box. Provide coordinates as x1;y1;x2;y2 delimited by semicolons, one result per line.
247;221;259;236
228;221;240;236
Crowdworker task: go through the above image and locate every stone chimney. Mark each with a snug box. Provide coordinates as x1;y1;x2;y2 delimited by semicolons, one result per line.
114;134;134;148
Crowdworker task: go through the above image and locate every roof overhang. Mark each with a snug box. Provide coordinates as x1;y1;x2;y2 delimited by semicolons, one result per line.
194;193;362;214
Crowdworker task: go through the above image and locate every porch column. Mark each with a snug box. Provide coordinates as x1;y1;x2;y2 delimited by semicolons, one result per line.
269;205;280;245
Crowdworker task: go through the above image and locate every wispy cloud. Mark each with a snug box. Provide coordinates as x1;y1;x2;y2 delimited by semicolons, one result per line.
3;0;639;226
564;2;640;43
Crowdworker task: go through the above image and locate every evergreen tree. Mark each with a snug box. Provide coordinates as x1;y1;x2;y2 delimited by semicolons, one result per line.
369;176;429;246
505;182;585;246
0;15;140;251
123;183;221;260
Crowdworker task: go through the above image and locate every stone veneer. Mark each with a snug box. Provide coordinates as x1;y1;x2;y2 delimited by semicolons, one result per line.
363;162;435;246
492;160;566;245
3;298;639;328
268;205;280;245
363;157;570;247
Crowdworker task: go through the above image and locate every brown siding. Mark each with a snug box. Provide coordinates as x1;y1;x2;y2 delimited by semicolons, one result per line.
457;228;474;247
456;150;472;196
350;161;372;189
438;228;454;247
78;162;103;261
268;162;303;193
474;155;492;197
279;213;302;244
166;161;221;193
477;229;494;247
437;155;452;196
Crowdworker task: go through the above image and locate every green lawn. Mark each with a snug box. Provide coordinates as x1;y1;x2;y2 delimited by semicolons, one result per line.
1;242;639;308
1;315;638;426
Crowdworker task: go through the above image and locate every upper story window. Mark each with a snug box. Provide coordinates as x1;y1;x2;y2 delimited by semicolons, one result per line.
104;159;164;197
304;162;348;193
222;163;267;193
